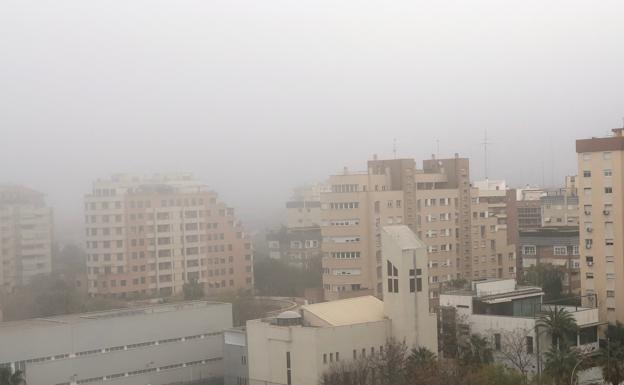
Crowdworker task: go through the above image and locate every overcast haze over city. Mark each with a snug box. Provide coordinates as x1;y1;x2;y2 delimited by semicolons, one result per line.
2;0;624;241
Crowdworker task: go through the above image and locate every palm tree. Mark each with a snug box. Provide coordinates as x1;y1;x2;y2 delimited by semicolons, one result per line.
459;334;493;367
406;347;438;385
597;323;624;385
407;347;436;368
0;368;26;385
536;306;578;350
543;344;579;385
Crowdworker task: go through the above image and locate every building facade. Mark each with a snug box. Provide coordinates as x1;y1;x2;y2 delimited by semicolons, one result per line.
0;185;53;293
84;174;253;298
0;301;232;385
576;129;624;324
519;228;581;294
266;226;321;269
241;225;437;385
440;279;599;376
320;156;517;302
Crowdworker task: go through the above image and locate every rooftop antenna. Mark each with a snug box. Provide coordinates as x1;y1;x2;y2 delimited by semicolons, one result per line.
481;129;491;180
436;139;440;159
393;138;397;159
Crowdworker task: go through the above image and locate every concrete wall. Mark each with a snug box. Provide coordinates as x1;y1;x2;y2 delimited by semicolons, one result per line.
246;319;390;385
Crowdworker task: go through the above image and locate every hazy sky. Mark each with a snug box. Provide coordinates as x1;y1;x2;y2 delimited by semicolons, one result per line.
2;0;624;242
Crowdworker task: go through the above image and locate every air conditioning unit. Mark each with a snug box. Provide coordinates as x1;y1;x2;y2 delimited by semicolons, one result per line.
603;210;610;215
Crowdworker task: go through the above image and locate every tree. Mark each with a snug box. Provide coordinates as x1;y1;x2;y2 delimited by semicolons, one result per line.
597;323;624;385
370;338;409;385
543;345;579;385
406;347;438;385
183;278;204;300
536;307;578;350
0;368;26;385
522;264;565;300
459;334;493;368
496;328;535;380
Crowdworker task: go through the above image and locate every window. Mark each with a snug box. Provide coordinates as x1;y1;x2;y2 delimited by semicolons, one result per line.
494;333;501;351
586;273;594;279
583;170;591;177
606;239;614;246
584;188;592;196
522;245;536;256
605;187;613;194
583;153;592;161
604;152;612;160
526;336;534;354
604;169;613;177
607;290;615;298
553;246;567;256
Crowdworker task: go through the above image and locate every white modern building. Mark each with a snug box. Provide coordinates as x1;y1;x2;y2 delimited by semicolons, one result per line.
0;301;232;385
234;225;437;385
439;279;600;376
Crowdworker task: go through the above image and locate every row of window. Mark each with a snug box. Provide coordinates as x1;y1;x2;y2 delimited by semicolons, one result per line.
521;245;579;256
582;169;613;178
68;357;222;385
328;202;360;210
329;252;361;259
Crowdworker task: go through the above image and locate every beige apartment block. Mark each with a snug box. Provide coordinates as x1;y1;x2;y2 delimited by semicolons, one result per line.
321;170;404;300
84;174;253;298
0;185;53;293
576;129;624;324
470;186;516;280
321;155;516;303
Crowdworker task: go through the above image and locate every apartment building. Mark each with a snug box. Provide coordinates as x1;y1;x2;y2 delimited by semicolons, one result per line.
320;168;404;300
84;174;253;299
519;228;580;294
576;128;624;324
0;301;231;385
0;185;53;293
266;226;321;269
286;184;327;229
320;155;517;302
541;193;579;228
470;182;516;280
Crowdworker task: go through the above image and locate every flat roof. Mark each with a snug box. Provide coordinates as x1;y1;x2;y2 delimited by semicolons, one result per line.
0;301;228;330
301;296;385;326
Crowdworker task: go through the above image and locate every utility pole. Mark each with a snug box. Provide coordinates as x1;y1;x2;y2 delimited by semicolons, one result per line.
481;130;491;180
393;138;397;159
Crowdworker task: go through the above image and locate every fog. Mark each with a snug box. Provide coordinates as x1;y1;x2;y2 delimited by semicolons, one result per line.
2;0;624;242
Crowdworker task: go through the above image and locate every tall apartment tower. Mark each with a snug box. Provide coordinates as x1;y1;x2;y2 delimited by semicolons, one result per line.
320;168;404;300
576;128;624;324
84;174;253;298
321;156;516;302
0;185;53;293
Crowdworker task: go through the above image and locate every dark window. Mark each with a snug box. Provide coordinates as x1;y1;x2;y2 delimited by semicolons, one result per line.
410;278;415;293
416;278;422;292
393;279;399;293
526;336;534;354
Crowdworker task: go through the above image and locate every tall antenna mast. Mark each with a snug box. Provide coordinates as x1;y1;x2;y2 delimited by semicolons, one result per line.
481;130;491;180
436;139;440;159
393;138;397;159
